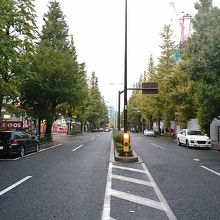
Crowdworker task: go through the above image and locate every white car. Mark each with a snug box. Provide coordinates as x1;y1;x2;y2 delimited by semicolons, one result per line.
177;129;211;149
144;129;155;137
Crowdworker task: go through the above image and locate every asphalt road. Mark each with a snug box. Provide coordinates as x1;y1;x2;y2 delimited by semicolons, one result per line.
131;133;220;220
0;132;220;220
0;132;111;220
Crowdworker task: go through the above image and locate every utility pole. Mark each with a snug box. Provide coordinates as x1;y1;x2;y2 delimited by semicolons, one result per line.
124;0;128;133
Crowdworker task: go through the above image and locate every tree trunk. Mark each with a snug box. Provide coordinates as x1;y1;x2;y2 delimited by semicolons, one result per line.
37;118;41;140
158;117;161;136
81;121;84;133
204;123;211;138
45;119;53;140
0;95;4;119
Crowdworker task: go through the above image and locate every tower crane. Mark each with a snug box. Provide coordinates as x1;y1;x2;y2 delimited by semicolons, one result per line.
170;1;192;48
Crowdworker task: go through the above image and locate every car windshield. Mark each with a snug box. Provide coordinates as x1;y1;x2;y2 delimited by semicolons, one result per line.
187;130;202;135
0;132;12;141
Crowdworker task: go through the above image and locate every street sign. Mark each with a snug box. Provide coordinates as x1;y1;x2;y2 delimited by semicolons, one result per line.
0;120;23;130
142;82;158;94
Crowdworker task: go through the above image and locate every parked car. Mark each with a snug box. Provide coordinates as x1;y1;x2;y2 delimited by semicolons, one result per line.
0;130;40;157
130;127;138;133
177;129;211;149
143;129;155;137
104;127;110;132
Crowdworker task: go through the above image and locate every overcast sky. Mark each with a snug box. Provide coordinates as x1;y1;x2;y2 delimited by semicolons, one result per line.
35;0;220;107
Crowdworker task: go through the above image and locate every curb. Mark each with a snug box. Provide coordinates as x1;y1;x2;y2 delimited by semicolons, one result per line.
114;147;139;163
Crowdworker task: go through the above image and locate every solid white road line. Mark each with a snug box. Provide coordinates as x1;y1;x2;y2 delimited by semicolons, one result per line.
72;144;84;152
201;166;220;177
39;144;62;152
142;163;177;220
112;165;149;174
102;163;113;220
151;143;166;150
112;174;153;187
111;189;164;211
102;140;115;220
0;176;32;196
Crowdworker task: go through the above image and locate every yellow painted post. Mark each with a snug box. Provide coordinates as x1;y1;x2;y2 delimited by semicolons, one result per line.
123;132;130;154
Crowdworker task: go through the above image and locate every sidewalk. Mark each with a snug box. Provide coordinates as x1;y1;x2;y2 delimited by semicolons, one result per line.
212;141;220;151
40;133;67;149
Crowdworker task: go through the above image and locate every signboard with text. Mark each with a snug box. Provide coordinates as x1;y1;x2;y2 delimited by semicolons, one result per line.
142;82;158;94
0;120;23;130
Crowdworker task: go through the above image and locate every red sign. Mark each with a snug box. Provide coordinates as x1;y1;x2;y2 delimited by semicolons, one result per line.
0;120;23;130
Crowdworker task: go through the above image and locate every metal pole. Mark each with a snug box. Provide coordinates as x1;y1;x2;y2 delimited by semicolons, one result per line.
124;0;128;133
117;91;121;130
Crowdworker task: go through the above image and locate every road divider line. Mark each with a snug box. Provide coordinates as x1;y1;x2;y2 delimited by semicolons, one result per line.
112;174;153;187
40;144;62;152
90;137;95;141
102;162;113;220
0;176;32;196
142;163;177;220
72;144;84;152
201;166;220;176
151;143;166;150
102;140;115;220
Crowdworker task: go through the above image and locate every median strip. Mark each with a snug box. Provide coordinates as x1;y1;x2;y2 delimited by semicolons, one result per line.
0;176;32;196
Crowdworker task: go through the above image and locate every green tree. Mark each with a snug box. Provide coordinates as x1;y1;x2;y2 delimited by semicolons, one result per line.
151;25;178;132
0;0;37;118
21;1;87;138
86;72;108;129
181;0;220;135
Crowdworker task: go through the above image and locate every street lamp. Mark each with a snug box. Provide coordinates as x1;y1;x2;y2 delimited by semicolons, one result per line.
124;0;128;133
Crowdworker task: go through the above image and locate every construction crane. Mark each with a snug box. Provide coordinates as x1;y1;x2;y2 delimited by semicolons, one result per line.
170;1;192;48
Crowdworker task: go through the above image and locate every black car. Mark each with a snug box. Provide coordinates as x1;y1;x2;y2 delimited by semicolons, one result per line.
0;130;40;157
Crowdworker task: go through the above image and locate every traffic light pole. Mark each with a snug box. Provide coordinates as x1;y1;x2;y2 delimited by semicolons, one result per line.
124;0;128;133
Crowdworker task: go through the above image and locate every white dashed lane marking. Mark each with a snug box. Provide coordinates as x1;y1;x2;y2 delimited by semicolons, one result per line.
193;158;200;161
201;166;220;176
72;144;84;152
151;143;166;150
0;176;32;196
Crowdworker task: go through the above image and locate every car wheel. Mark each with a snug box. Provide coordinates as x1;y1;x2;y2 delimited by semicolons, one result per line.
177;138;181;146
35;143;40;152
186;140;190;149
20;147;25;157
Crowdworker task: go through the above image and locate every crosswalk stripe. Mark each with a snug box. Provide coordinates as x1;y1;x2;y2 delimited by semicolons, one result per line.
112;165;149;174
111;189;164;211
112;174;153;187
